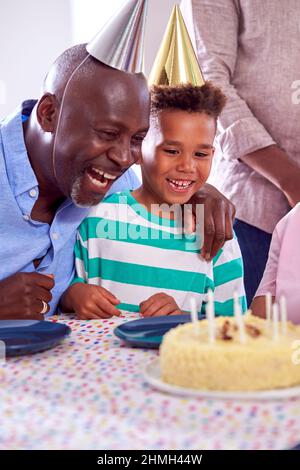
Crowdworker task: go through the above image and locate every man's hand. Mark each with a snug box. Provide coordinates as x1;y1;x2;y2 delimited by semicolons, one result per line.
140;293;182;317
0;272;55;319
189;183;236;260
63;283;121;319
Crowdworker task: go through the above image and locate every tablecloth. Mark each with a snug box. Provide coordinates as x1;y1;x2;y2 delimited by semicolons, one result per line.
0;312;300;450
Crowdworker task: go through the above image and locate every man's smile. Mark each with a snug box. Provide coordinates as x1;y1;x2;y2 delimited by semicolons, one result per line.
83;165;121;192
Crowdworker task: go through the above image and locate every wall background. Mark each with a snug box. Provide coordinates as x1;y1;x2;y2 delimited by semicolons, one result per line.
0;0;72;118
0;0;182;118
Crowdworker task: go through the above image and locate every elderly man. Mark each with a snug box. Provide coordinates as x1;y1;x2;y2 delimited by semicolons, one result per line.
0;41;235;319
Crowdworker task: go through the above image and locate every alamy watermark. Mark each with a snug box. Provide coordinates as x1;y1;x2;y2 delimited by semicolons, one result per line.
0;340;5;365
291;80;300;104
95;197;205;251
291;339;300;365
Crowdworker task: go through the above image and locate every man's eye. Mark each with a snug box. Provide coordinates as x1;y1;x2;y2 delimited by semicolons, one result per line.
96;130;118;140
164;148;178;155
131;135;145;146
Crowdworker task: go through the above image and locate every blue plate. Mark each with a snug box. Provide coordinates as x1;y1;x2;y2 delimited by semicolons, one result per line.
0;320;71;357
291;443;300;450
114;313;206;349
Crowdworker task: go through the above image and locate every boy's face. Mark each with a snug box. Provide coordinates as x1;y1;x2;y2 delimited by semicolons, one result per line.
140;109;215;205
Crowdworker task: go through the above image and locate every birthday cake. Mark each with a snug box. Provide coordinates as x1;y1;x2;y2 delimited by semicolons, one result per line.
159;313;300;391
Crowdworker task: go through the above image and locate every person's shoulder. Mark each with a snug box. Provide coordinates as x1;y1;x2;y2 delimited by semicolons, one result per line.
275;204;300;233
0;128;3;153
275;204;300;238
0;116;4;147
283;203;300;222
0;124;6;174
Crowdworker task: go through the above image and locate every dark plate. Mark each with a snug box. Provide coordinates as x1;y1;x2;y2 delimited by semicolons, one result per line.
114;313;206;348
291;443;300;450
0;320;71;357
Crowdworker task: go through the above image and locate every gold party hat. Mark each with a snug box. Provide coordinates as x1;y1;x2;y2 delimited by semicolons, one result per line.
86;0;148;73
148;4;205;86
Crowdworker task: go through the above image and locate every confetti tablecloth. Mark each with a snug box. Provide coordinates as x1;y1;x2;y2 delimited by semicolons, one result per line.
0;312;300;450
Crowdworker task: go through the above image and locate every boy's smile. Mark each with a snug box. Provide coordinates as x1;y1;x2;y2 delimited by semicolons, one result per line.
135;109;216;212
166;177;195;192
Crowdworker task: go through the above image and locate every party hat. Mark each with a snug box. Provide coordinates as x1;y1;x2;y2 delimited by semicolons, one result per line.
86;0;148;73
148;4;205;86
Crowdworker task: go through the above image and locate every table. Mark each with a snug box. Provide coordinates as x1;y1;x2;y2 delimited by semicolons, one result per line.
0;312;300;450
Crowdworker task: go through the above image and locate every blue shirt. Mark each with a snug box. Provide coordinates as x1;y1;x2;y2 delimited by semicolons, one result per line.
0;101;140;316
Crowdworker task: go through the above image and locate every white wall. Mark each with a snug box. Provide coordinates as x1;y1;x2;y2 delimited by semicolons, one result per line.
0;0;179;119
0;0;72;118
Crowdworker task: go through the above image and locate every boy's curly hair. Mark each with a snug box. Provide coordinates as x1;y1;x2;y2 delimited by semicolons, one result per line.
150;82;226;120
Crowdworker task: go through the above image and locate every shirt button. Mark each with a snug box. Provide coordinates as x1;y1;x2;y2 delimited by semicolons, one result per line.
52;232;59;240
29;189;37;198
23;214;30;221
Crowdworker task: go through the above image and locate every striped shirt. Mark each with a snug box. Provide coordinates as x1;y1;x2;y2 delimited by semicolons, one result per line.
72;191;247;315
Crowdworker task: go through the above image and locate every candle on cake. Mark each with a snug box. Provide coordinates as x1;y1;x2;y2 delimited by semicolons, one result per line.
272;303;279;341
265;292;272;329
279;296;287;336
234;291;246;343
206;289;215;343
189;297;200;337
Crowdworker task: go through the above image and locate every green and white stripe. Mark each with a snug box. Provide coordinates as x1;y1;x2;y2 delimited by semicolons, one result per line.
72;191;247;314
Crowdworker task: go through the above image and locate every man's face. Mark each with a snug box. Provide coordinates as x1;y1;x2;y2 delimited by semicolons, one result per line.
140;109;215;205
52;68;150;206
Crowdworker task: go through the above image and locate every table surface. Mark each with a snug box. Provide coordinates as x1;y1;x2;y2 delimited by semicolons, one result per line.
1;312;300;450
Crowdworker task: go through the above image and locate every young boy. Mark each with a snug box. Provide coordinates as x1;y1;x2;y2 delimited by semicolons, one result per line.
62;83;246;319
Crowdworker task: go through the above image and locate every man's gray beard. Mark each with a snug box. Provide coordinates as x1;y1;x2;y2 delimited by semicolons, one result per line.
70;175;99;208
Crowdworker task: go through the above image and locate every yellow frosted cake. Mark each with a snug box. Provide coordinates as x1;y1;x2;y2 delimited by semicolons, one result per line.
159;313;300;391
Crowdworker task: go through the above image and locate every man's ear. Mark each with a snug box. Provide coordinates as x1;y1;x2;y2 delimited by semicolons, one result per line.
36;93;59;132
135;154;142;165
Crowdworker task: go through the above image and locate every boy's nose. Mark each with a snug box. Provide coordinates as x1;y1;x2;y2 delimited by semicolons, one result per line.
176;155;196;173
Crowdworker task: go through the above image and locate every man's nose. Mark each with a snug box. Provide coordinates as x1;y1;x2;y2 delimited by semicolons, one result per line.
107;141;134;169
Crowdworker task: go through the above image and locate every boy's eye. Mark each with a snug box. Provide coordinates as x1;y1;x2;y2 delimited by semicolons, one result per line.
164;148;179;155
195;152;209;158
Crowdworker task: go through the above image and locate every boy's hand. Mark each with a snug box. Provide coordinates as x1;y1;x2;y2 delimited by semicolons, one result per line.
139;293;181;317
65;283;121;319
